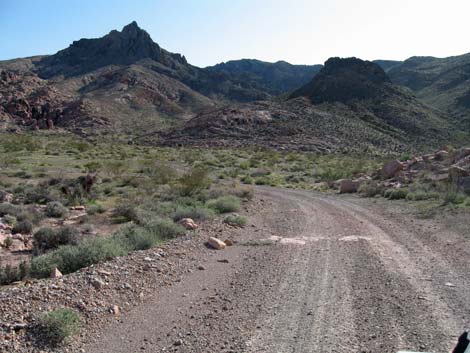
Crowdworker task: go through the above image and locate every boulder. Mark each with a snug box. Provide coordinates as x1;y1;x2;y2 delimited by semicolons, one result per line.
178;218;198;230
452;147;470;163
207;237;226;250
339;179;359;194
381;160;404;178
50;267;63;279
434;150;449;161
456;177;470;193
449;166;470;179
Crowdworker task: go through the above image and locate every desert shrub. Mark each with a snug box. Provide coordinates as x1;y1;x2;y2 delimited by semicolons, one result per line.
207;196;241;213
145;161;178;185
240;175;254;184
178;168;211;196
0;262;30;285
0;203;20;217
443;191;466;205
319;168;347;181
103;161;125;177
16;207;43;225
30;236;127;278
229;185;254;200
45;201;68;218
2;214;16;225
239;161;250;170
112;203;140;224
87;204;106;215
33;227;80;255
83;161;101;173
358;183;383;197
12;220;33;234
143;218;185;239
172;206;215;222
3;236;13;249
23;186;55;205
2;135;41;153
224;215;247;227
116;225;156;251
406;190;440;201
384;188;408;200
38;309;80;345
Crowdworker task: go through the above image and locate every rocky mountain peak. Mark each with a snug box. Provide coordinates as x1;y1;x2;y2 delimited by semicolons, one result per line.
290;57;393;104
36;22;187;78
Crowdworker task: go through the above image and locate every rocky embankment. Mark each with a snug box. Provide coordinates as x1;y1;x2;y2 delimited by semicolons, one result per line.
338;147;470;194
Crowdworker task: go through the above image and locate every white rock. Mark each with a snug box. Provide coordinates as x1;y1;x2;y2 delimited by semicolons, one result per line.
208;237;226;250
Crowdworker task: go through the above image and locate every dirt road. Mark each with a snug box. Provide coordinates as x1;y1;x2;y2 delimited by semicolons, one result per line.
81;187;470;353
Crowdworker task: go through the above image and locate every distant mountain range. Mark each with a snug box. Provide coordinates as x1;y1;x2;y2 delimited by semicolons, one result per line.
0;21;469;152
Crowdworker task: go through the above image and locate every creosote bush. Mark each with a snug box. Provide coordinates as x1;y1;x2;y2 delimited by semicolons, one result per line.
207;195;241;214
33;227;80;255
30;218;185;278
45;201;68;218
38;309;80;345
12;219;33;234
178;167;211;196
224;215;247;227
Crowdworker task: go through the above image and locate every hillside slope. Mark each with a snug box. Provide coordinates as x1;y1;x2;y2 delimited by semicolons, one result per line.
207;59;322;95
159;58;452;153
385;53;470;128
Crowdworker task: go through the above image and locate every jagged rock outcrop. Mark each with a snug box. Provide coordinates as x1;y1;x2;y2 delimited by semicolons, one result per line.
36;21;188;79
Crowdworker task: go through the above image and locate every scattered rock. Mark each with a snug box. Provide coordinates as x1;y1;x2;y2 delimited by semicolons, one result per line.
50;267;63;279
91;278;105;289
110;305;120;315
224;239;234;246
207;237;226;250
197;265;206;271
178;218;198;230
445;282;455;287
174;339;183;346
434;150;449;161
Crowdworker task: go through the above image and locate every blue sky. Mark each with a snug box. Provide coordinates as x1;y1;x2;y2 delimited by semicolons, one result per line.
1;0;470;67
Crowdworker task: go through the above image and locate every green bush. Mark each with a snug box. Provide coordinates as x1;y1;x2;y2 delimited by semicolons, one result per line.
2;214;16;225
240;175;254;184
0;203;20;217
442;187;466;205
384;188;408;200
113;203;140;224
33;227;80;255
30;219;184;278
178;167;211;196
406;190;440;201
45;201;68;218
207;196;241;213
172;206;215;222
87;204;106;215
224;215;247;227
38;309;80;345
143;218;185;239
12;220;33;234
30;236;127;278
3;236;13;249
358;183;382;197
0;262;30;285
